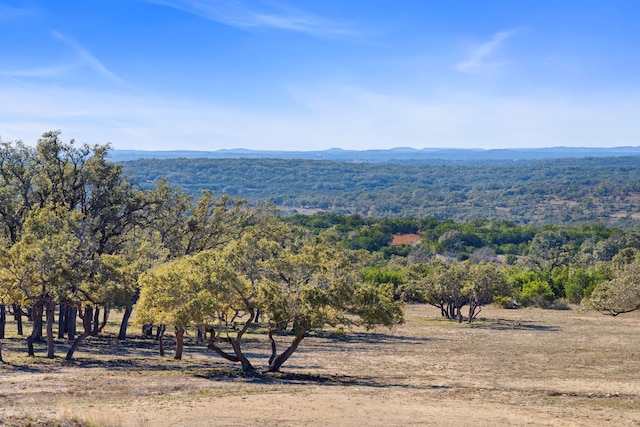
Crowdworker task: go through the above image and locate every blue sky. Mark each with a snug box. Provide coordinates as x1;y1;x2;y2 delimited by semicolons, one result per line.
1;0;639;151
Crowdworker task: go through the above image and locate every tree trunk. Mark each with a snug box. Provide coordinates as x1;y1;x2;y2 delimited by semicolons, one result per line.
174;327;185;360
57;303;66;339
155;324;165;341
267;330;305;372
34;304;43;342
13;305;23;336
65;306;93;361
468;303;481;323
46;298;55;359
142;324;153;338
207;342;240;363
26;301;43;357
268;330;278;365
118;291;139;340
118;305;134;340
231;339;254;372
67;305;77;341
92;306;100;334
207;309;255;373
0;305;5;340
158;326;165;357
96;305;109;333
207;333;255;372
62;304;69;334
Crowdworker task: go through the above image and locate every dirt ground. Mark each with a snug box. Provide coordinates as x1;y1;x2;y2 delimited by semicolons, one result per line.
1;305;639;426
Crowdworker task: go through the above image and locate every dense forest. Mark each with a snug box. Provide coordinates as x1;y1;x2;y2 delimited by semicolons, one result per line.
122;157;640;226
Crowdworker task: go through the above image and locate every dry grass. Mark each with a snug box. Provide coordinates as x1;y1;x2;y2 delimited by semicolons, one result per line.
1;305;639;426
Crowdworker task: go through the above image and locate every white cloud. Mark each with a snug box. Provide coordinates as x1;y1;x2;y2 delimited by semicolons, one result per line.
144;0;357;37
0;31;135;89
454;30;518;74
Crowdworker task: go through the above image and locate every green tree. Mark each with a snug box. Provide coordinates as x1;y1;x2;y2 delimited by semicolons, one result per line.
404;261;468;321
137;222;404;373
587;250;640;316
259;232;403;372
526;230;575;272
137;253;220;359
464;262;510;323
0;131;150;347
6;206;94;357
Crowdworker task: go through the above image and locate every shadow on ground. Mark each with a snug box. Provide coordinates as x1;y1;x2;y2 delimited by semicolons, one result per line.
471;319;561;332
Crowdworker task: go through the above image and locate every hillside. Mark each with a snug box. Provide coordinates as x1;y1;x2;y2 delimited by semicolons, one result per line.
122;156;640;226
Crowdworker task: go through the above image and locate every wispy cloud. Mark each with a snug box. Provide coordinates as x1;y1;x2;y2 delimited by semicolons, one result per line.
145;0;357;37
0;31;135;89
51;31;135;89
454;30;518;73
0;63;79;79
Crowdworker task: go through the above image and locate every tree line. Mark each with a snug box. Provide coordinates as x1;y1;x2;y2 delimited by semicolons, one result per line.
0;132;402;370
286;212;640;321
1;132;637;370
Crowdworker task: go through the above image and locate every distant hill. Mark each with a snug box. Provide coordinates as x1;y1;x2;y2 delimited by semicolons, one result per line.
121;156;640;226
110;146;640;164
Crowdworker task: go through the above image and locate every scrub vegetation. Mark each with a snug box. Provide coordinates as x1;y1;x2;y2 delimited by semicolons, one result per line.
1;132;640;425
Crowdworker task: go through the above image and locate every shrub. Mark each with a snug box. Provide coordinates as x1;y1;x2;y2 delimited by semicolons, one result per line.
551;297;571;310
519;280;555;308
564;280;584;304
493;295;518;309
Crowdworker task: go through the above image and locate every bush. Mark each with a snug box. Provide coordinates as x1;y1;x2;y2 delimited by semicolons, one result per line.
396;282;425;303
564;280;584;304
551;298;571;310
519;280;555;308
493;295;518;309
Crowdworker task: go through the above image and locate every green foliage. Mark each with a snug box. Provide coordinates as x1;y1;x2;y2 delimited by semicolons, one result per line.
464;262;511;322
6;130;640;366
346;225;393;251
587;250;640;316
519;280;555;308
9;206;96;303
563;268;606;303
136;220;404;370
379;244;412;259
123;156;640;226
363;267;404;286
260;231;402;332
402;261;468;319
493;295;518;309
